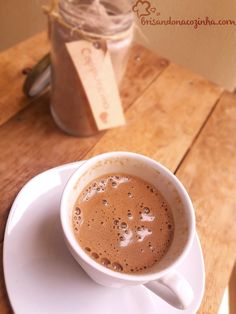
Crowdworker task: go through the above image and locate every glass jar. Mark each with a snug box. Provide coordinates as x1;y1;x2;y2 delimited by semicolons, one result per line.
48;0;134;137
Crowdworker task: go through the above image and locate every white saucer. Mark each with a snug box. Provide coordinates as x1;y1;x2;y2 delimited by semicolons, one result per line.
3;162;205;314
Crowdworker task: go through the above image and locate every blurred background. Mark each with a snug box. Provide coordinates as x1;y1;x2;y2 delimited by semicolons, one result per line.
1;0;236;91
0;1;47;51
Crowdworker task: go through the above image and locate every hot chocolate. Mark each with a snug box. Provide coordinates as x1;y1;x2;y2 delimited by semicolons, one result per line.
72;174;174;274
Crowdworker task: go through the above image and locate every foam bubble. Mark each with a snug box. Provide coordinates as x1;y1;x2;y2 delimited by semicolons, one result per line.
75;207;81;215
121;222;127;229
137;228;152;242
103;200;108;206
144;207;150;214
119;230;133;247
127;212;133;219
92;252;99;259
101;258;111;267
112;262;123;272
140;212;155;222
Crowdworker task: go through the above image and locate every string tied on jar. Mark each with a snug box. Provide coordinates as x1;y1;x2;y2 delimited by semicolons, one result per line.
43;0;134;42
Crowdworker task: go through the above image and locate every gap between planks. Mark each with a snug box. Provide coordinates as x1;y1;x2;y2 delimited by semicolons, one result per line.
174;95;223;175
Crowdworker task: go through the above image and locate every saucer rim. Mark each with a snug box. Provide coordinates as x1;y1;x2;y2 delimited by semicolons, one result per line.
3;161;205;314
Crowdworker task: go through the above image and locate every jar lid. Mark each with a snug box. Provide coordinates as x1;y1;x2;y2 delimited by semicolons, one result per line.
23;53;51;98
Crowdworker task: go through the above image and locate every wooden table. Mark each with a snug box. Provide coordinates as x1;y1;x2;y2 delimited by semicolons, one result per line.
0;32;236;314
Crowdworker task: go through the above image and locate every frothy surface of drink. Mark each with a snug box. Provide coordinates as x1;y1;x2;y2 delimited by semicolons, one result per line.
73;174;174;274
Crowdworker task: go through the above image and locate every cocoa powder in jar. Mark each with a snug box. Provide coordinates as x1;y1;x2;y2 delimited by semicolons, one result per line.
49;1;134;137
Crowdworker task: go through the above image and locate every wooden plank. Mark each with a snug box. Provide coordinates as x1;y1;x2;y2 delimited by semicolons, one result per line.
176;92;236;314
0;244;12;314
229;263;236;314
85;63;223;173
120;44;169;106
0;32;168;127
0;45;168;244
0;42;225;313
0;32;50;126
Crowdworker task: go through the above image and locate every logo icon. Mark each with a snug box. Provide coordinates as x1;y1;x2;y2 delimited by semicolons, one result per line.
132;0;151;18
132;0;235;29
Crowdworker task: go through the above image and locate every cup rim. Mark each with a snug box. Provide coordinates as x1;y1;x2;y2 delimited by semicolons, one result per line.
60;152;196;282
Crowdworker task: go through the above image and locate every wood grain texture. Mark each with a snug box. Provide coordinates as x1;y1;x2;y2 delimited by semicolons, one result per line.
0;36;230;314
0;31;167;128
0;244;12;314
85;63;223;172
0;32;50;126
0;43;168;314
229;263;236;314
0;44;168;245
176;92;236;314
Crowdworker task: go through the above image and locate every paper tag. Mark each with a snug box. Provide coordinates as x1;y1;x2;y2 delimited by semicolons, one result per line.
66;40;125;130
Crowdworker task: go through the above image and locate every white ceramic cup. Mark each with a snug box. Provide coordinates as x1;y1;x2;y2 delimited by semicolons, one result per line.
60;152;195;310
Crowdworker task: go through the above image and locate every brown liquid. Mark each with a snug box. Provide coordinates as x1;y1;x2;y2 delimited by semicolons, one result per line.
73;174;174;274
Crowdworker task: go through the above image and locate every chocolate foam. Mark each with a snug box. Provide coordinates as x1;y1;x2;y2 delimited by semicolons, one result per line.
73;174;174;274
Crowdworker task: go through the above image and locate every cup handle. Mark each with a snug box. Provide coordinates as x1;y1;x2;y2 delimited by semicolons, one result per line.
144;271;194;310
